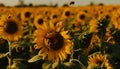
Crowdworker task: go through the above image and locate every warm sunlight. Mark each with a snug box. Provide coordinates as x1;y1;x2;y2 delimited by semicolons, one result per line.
0;0;120;69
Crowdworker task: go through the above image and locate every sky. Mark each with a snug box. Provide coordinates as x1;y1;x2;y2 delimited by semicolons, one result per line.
0;0;120;6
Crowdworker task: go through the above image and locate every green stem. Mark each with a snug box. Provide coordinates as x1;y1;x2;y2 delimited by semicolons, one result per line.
8;41;12;68
72;59;87;69
28;19;34;56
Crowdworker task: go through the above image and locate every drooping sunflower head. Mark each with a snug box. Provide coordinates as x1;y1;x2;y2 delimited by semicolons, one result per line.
0;15;22;41
33;21;73;62
87;53;113;69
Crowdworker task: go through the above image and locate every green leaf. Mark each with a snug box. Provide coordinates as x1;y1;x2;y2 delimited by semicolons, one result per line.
0;52;9;59
63;59;87;69
52;62;59;69
42;61;52;69
28;54;42;63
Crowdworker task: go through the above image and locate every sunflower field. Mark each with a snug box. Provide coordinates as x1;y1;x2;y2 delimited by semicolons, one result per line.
0;4;120;69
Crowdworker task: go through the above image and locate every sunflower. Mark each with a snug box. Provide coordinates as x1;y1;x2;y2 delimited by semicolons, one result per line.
111;9;120;29
43;7;53;15
21;9;33;23
0;15;22;41
89;18;98;33
69;20;81;31
87;53;113;69
97;8;111;19
41;7;53;19
33;15;47;29
81;6;92;14
50;12;59;20
91;5;103;17
62;8;73;19
76;11;89;25
33;21;73;62
50;11;62;25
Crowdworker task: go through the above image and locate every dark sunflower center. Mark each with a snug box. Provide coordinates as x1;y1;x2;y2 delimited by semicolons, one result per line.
25;12;31;18
100;11;103;14
79;14;85;20
38;18;43;24
84;10;88;13
5;20;18;34
105;15;110;19
44;31;63;50
65;11;70;17
96;60;103;65
52;15;57;19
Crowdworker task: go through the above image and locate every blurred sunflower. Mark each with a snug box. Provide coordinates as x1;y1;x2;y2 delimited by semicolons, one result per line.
111;9;120;29
50;11;62;25
87;53;113;69
105;5;113;13
33;15;46;29
91;5;103;18
0;15;22;41
42;8;53;19
98;8;111;19
62;8;73;19
33;21;73;62
70;20;81;31
21;9;34;23
89;18;98;33
76;11;89;25
81;6;92;14
43;7;53;15
50;12;59;20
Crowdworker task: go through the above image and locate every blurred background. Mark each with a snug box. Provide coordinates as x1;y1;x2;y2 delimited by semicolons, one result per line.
0;0;120;69
0;0;120;6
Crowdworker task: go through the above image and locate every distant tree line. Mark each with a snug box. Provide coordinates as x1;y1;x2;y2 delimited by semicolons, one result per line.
0;1;104;7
